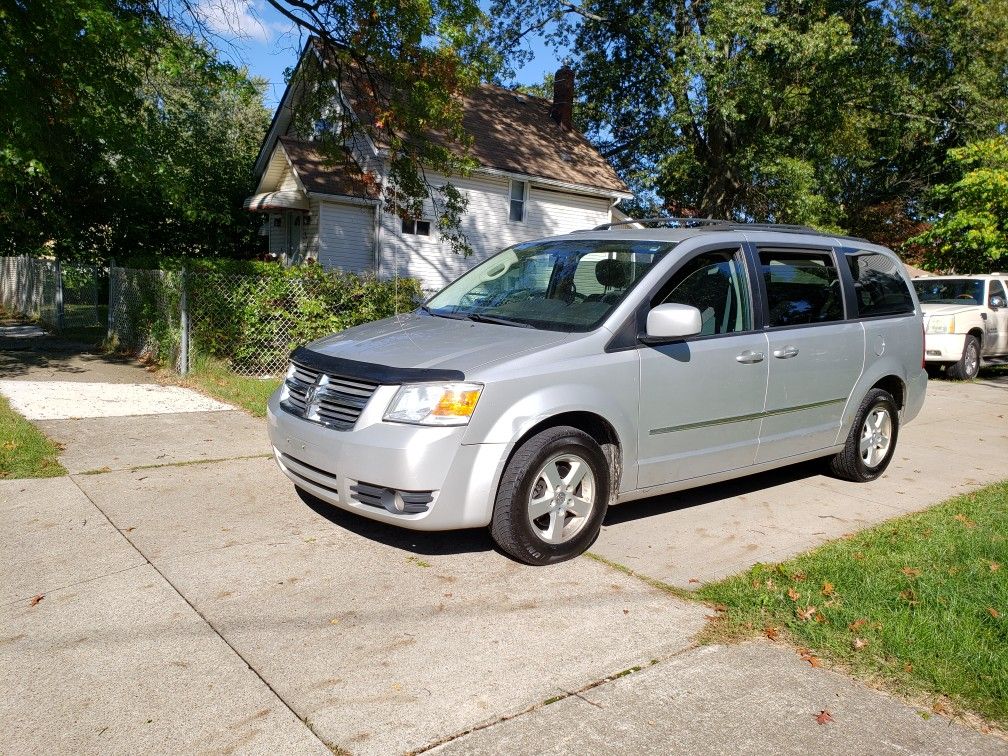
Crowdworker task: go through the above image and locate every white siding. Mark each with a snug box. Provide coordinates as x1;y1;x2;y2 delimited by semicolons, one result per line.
378;172;612;291
317;201;375;274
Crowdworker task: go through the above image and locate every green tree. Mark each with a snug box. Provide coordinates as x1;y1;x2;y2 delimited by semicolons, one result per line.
488;0;1008;239
257;0;499;255
907;137;1008;273
0;0;271;260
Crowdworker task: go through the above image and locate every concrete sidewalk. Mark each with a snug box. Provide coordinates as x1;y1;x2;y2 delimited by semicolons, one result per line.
2;333;1006;754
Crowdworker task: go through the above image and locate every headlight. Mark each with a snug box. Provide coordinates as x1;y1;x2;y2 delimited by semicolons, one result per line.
383;382;483;426
927;316;955;334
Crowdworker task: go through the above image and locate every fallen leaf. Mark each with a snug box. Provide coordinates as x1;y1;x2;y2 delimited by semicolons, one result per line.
330;617;341;625
821;582;835;596
689;578;700;584
852;637;869;651
792;571;807;582
764;626;780;641
990;562;1001;572
815;710;833;725
932;701;948;715
787;587;801;602
852;551;866;561
849;618;867;631
29;594;44;607
796;605;817;621
901;567;921;578
899;589;919;605
623;608;629;615
953;513;976;528
904;663;914;673
814;611;826;624
988;607;1001;619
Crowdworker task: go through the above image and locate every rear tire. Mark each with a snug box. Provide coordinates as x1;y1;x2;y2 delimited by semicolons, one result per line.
946;335;980;381
829;388;899;482
490;426;610;565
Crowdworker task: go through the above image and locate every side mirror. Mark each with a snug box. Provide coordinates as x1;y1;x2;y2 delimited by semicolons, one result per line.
642;303;703;342
990;295;1007;310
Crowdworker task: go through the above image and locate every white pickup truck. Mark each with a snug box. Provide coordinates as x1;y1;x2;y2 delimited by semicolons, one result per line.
912;274;1008;379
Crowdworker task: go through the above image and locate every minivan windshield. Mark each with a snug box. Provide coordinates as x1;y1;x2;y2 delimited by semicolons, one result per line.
912;279;984;305
424;239;674;332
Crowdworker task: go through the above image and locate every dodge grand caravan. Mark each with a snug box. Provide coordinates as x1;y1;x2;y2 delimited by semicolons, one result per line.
267;220;927;565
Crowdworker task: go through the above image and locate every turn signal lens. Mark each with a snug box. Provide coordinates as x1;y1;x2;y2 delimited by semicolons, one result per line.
433;387;481;418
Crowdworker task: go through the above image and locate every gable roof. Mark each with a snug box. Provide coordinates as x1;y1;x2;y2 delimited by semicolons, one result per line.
447;84;628;195
278;137;378;199
253;43;631;198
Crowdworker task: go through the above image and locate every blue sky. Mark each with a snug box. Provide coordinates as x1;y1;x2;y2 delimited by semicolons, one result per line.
205;1;564;110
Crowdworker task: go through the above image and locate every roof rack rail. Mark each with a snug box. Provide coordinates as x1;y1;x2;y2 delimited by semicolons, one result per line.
592;217;731;231
589;217;866;241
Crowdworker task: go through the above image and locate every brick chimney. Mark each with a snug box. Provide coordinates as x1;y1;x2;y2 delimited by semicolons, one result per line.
550;66;574;130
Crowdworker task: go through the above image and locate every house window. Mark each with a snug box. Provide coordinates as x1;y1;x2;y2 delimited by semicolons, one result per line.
509;180;527;222
402;218;431;236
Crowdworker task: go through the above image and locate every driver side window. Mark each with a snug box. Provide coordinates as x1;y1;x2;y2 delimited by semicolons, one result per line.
653;249;753;335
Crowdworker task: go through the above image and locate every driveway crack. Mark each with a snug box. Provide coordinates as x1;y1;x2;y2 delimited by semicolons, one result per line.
67;475;337;754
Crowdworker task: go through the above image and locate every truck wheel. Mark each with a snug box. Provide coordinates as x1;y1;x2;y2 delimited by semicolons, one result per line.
829;388;899;482
946;335;980;380
490;425;610;565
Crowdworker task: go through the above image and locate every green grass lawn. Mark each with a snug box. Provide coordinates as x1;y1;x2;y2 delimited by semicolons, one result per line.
0;396;67;479
698;481;1008;724
173;357;280;417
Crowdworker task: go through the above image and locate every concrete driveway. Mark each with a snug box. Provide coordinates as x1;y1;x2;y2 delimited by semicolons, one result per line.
2;335;1006;755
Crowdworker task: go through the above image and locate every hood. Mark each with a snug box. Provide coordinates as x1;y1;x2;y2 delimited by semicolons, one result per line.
919;303;977;317
305;311;572;375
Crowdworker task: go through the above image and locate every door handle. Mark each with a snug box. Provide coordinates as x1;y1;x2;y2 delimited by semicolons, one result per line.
773;345;800;359
736;350;765;364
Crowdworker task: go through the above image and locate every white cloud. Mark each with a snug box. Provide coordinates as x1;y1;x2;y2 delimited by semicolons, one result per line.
194;0;291;44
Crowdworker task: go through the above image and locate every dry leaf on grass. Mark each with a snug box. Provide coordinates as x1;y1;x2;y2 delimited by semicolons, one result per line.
796;605;817;621
901;567;922;578
990;562;1001;572
815;710;834;725
852;637;869;651
787;586;801;602
988;607;1001;619
848;618;867;631
821;582;836;596
764;626;780;641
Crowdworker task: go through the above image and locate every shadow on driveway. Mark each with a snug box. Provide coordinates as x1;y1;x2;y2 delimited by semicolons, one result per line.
297;487;496;557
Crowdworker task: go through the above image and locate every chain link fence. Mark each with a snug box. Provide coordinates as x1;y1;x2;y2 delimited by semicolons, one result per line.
106;264;421;377
1;255;103;330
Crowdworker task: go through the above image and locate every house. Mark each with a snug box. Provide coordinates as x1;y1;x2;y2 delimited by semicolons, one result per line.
244;45;632;292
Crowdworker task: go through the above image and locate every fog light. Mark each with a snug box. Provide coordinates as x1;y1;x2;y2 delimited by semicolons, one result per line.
381;489;407;513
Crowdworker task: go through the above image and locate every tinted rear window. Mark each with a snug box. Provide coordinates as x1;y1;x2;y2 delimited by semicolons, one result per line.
845;252;915;317
760;251;844;327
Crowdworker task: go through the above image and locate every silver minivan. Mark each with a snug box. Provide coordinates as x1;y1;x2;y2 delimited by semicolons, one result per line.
267;221;927;564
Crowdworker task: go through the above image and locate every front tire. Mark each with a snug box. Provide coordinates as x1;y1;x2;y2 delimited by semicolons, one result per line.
946;335;980;380
490;426;610;565
830;388;899;482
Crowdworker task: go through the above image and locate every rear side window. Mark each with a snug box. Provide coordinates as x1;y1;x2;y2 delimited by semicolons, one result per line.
990;279;1007;304
845;252;914;317
759;250;843;327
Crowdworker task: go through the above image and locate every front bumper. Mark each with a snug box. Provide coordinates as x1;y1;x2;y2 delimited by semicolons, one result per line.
266;389;507;530
923;333;966;363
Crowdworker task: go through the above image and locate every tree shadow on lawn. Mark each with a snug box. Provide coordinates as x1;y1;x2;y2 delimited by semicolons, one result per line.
297;486;496;557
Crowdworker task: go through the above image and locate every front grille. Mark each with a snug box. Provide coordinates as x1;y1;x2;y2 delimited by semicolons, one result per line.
280;359;379;430
350;482;434;514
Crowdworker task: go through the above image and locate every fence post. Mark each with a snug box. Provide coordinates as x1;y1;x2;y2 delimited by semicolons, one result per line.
179;266;189;375
55;259;65;332
107;259;115;338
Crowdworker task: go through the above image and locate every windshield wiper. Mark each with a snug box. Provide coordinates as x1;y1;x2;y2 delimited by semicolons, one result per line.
420;305;469;320
465;313;533;328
